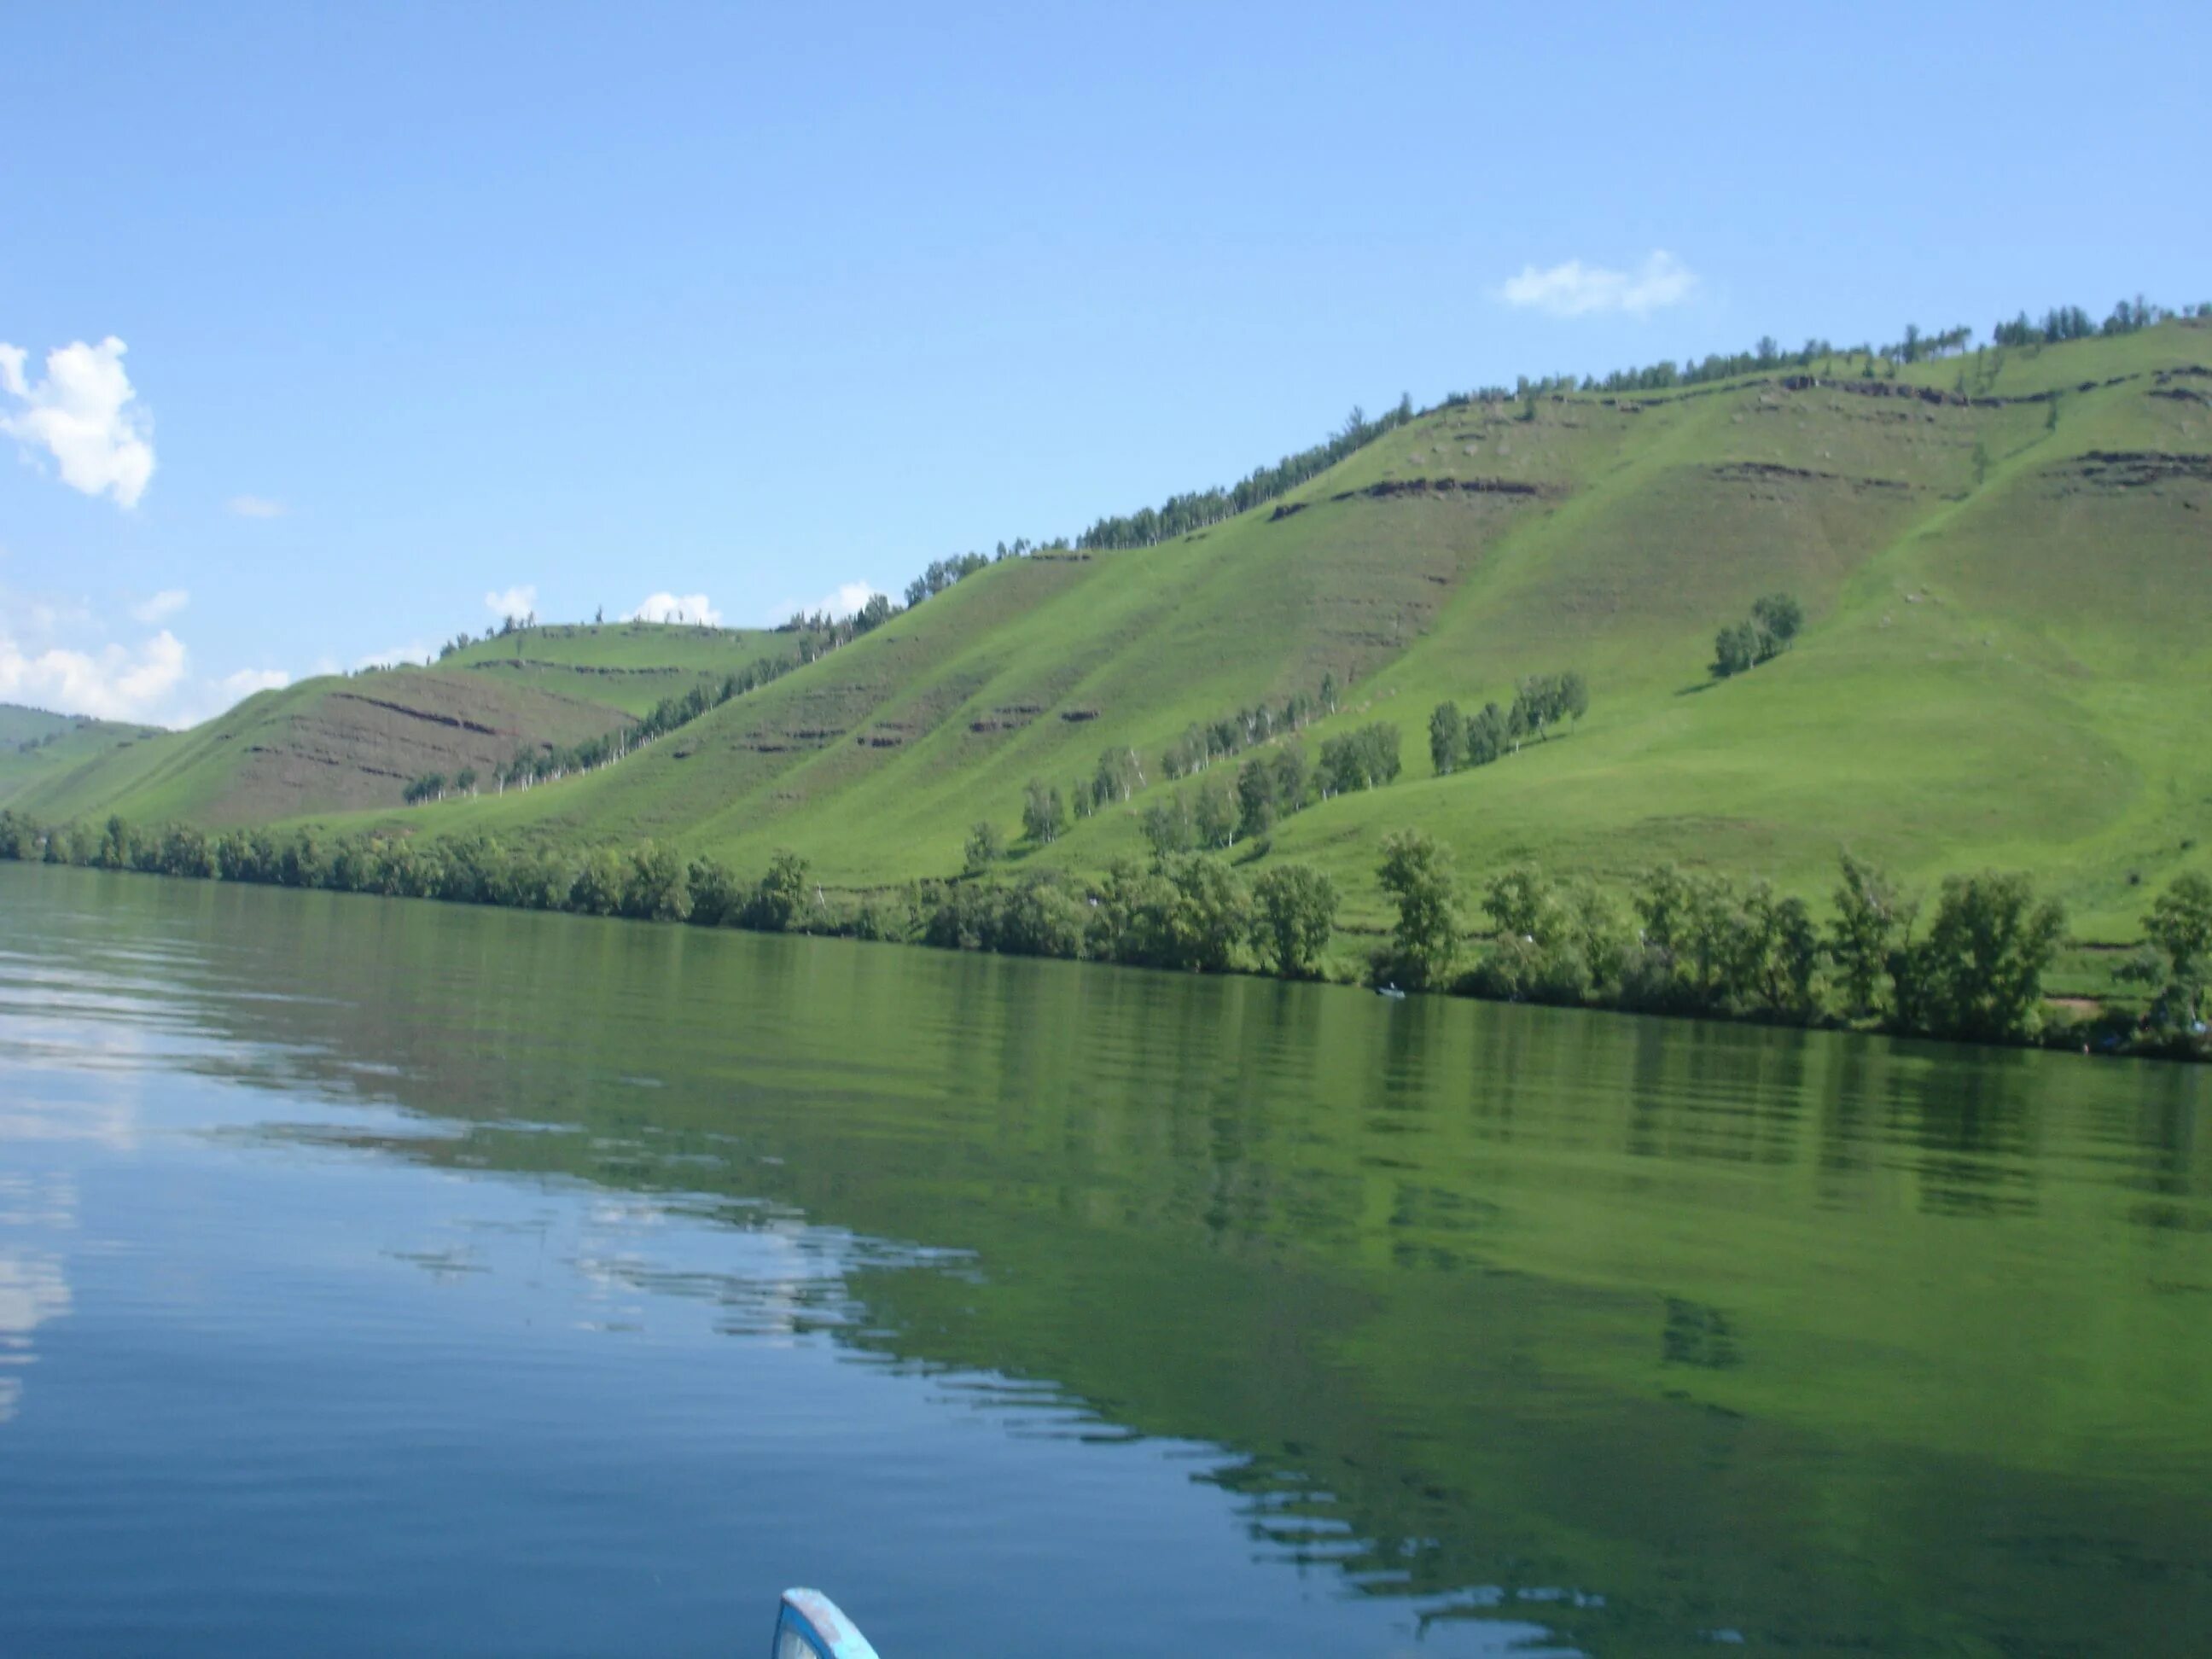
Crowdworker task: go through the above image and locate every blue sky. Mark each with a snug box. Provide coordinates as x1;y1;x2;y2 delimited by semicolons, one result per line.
3;1;2206;725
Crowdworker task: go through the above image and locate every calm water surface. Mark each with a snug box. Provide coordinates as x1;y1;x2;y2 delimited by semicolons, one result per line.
2;865;2209;1656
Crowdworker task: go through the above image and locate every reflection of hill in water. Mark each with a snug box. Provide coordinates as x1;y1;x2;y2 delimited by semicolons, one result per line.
26;869;2212;1656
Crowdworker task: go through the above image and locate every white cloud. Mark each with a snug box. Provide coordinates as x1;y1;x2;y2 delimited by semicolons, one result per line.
219;667;289;700
131;588;189;624
771;580;883;623
630;591;722;626
227;494;285;519
0;627;187;722
1497;251;1698;318
0;336;157;508
0;588;294;727
484;584;538;621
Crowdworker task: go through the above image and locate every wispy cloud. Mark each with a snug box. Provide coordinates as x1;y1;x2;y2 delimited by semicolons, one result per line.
227;494;285;519
1497;251;1697;318
484;584;538;621
630;591;722;626
130;589;189;625
0;336;157;508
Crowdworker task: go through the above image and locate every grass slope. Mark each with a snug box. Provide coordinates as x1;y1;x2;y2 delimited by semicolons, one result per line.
35;323;2212;938
439;621;790;716
0;706;163;806
5;625;802;827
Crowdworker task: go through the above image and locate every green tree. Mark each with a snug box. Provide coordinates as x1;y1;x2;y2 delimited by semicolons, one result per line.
1464;702;1508;767
1139;794;1195;861
1829;853;1914;1017
1558;669;1590;726
1428;701;1464;776
686;857;742;925
2145;872;2212;1026
1269;742;1308;815
963;820;1004;876
0;812;38;861
1234;758;1277;841
1090;858;1176;964
624;841;691;921
1627;864;1744;1011
1249;864;1337;978
1161;853;1250;972
1909;872;2065;1042
1483;864;1557;939
1740;881;1822;1018
98;814;133;870
278;830;329;891
1377;830;1461;989
1022;780;1067;844
1319;724;1402;795
569;847;630;916
1511;674;1559;742
1091;746;1143;806
2146;873;2212;981
992;875;1089;959
1712;621;1759;678
1193;777;1237;849
748;849;812;932
1563;882;1630;987
1750;594;1803;655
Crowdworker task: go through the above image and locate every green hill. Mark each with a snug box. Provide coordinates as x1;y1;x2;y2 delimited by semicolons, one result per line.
0;705;164;806
3;625;793;825
19;321;2212;937
439;620;792;716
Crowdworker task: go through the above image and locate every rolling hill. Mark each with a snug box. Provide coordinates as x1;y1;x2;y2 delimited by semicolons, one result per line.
2;625;795;826
13;320;2212;938
0;705;164;806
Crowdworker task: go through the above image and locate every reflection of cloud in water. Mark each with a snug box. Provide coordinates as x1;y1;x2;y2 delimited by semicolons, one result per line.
0;992;148;1152
566;1201;939;1348
0;1172;79;1426
376;1174;973;1353
0;1247;71;1424
0;1091;138;1151
0;1170;77;1230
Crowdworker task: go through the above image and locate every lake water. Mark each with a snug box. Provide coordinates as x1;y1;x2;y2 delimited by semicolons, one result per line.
2;864;2209;1656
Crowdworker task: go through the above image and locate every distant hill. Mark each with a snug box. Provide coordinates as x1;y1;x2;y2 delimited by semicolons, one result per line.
0;705;164;807
0;704;80;747
439;621;795;717
1;626;795;825
15;320;2212;935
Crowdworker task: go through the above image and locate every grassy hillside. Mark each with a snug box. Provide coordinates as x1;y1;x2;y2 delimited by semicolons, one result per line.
0;704;80;746
26;322;2212;938
0;706;163;806
5;624;801;827
439;620;789;717
330;321;2212;939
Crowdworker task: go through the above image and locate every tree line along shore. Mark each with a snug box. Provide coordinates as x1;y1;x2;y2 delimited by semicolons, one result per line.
6;809;2204;1064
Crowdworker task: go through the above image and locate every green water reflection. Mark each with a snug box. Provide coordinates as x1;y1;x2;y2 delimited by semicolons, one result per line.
28;870;2212;1654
